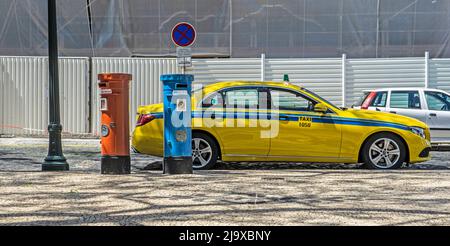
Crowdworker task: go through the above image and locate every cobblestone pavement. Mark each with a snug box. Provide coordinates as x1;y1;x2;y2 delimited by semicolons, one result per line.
0;138;450;225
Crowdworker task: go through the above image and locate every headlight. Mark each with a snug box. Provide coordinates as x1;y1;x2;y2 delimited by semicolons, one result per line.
410;127;425;138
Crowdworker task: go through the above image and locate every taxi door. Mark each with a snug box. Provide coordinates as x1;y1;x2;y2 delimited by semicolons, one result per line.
268;88;342;158
200;87;271;156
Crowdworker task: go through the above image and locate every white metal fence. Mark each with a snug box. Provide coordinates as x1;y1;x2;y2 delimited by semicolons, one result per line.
429;58;450;93
192;58;261;82
0;56;89;135
1;54;449;136
265;58;343;105
345;57;427;106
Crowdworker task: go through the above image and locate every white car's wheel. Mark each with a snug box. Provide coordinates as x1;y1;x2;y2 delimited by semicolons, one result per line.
362;133;406;169
192;132;218;170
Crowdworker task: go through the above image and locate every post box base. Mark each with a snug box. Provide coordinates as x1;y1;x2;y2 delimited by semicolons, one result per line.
163;157;193;175
101;156;131;175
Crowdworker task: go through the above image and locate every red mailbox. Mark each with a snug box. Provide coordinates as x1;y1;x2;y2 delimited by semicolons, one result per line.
98;73;132;174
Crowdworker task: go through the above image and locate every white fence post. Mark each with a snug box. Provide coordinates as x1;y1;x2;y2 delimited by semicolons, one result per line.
341;53;346;107
261;53;266;81
424;51;429;88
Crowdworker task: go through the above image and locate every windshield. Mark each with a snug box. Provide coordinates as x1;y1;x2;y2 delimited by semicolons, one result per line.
356;92;370;106
301;88;340;110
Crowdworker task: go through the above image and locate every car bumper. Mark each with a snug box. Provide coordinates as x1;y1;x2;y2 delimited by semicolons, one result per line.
131;128;164;157
409;137;432;164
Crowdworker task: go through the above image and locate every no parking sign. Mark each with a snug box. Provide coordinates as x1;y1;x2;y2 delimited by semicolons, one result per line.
171;22;196;47
171;22;196;69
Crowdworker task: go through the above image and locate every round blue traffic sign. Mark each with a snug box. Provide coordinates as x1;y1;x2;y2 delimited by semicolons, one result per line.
171;22;196;47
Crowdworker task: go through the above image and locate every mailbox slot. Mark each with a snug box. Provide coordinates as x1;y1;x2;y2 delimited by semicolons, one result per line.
175;83;188;89
99;82;108;88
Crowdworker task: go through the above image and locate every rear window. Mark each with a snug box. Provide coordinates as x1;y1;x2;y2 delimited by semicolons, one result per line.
390;91;421;109
225;89;259;108
202;92;224;108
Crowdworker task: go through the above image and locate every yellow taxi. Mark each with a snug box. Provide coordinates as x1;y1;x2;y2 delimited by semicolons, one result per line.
132;81;431;170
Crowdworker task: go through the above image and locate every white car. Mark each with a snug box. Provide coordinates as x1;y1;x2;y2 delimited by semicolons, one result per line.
354;88;450;143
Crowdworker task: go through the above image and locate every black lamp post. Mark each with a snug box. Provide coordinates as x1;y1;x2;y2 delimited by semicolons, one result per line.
43;0;68;171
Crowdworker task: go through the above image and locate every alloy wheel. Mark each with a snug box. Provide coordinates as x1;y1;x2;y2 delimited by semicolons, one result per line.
192;138;212;168
369;138;401;169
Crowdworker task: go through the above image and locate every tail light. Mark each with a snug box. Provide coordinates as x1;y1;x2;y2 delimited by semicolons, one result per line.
361;91;377;109
136;114;155;126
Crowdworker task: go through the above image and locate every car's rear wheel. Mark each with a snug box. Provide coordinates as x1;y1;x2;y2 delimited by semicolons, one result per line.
362;133;406;169
192;132;218;170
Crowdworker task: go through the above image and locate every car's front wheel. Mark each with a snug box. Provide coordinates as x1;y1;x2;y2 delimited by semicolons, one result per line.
362;133;406;169
192;132;219;170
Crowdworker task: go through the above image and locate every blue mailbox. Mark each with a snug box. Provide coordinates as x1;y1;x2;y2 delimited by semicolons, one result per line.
161;74;194;174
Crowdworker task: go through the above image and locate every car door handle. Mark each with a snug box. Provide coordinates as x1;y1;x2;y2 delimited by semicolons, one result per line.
429;113;437;117
279;116;289;121
389;111;397;114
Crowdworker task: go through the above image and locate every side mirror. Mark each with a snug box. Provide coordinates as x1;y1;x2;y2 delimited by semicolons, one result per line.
314;103;328;113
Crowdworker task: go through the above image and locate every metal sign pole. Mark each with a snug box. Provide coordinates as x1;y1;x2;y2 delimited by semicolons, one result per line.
172;22;195;72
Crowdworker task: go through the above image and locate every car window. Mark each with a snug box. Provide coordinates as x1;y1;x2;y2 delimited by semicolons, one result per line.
225;88;268;109
425;91;450;111
390;91;421;109
270;89;315;111
302;88;338;110
202;92;224;108
371;92;387;107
